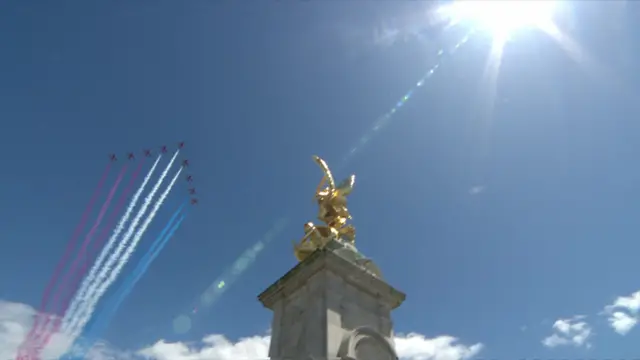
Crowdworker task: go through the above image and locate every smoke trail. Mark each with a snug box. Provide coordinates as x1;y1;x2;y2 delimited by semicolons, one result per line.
18;162;112;358
60;156;162;336
31;161;146;358
63;151;178;334
29;165;128;347
96;208;187;333
67;165;183;342
66;208;187;360
82;161;145;285
62;153;174;336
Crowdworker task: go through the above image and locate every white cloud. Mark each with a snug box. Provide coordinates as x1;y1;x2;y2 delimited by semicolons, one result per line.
468;186;485;195
0;300;133;360
139;333;483;360
138;334;271;360
0;300;71;359
603;290;640;335
607;312;637;336
373;25;402;47
393;333;484;360
1;299;482;360
542;316;592;349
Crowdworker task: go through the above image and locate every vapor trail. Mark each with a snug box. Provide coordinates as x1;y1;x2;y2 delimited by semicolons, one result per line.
63;152;174;335
67;207;187;360
67;165;183;342
18;162;112;359
30;165;128;345
31;160;146;358
60;155;162;335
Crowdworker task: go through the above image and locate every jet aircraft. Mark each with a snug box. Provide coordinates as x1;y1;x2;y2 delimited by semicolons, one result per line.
182;159;189;167
188;188;196;195
109;154;117;162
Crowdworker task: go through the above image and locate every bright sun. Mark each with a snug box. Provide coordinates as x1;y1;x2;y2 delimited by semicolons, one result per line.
440;0;558;40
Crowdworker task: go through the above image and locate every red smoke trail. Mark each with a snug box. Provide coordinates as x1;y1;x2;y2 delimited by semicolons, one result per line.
84;161;145;289
26;165;128;352
30;160;145;359
17;162;112;359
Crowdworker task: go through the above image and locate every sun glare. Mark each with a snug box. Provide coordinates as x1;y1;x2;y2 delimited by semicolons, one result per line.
429;0;597;154
441;0;558;40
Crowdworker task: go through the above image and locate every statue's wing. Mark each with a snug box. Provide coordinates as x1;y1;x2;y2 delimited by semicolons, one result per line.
336;174;355;196
313;155;335;190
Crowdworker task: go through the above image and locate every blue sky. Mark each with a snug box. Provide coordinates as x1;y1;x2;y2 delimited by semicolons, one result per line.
1;1;639;359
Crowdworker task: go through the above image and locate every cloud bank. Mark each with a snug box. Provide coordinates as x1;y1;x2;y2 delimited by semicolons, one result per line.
0;299;482;360
0;300;73;359
139;333;483;360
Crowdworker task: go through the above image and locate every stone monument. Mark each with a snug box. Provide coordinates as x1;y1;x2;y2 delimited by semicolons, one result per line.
258;156;406;360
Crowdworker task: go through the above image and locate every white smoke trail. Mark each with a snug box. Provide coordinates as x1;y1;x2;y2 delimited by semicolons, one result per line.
61;155;162;332
63;151;178;334
68;166;184;341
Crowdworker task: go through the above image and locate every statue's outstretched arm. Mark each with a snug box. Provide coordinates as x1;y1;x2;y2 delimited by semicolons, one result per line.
313;155;335;190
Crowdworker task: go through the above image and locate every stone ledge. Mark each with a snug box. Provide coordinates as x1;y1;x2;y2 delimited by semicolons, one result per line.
258;247;405;310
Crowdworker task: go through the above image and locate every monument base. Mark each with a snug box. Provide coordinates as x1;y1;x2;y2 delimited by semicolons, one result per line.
258;244;406;360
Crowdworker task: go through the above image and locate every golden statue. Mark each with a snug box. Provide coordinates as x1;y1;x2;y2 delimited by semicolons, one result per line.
294;156;357;262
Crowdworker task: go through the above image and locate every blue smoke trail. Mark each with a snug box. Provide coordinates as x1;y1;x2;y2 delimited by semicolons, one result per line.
64;202;188;359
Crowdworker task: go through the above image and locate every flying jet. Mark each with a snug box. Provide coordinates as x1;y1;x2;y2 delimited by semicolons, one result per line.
109;154;117;162
191;198;198;205
143;149;152;157
128;153;135;160
186;175;193;182
178;141;185;149
182;159;189;167
160;145;168;153
188;188;196;195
